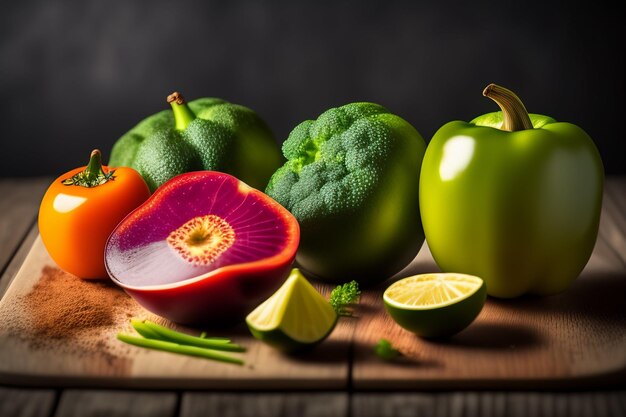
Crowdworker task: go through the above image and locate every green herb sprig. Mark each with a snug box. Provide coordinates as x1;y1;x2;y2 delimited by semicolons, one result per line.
330;280;361;316
374;338;401;361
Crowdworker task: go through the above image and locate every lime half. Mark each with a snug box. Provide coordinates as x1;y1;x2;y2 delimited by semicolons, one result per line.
383;273;486;338
246;269;338;352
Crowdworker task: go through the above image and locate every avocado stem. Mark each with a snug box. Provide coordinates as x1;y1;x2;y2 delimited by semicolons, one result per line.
167;92;195;130
482;84;533;131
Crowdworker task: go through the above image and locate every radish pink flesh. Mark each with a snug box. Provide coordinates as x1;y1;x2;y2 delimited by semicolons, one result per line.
106;174;291;286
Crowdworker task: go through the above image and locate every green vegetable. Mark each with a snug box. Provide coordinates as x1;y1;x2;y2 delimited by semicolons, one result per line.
117;334;244;365
109;92;282;192
329;280;361;316
374;339;401;361
130;319;162;340
118;318;245;365
266;103;426;285
131;319;242;351
420;84;604;298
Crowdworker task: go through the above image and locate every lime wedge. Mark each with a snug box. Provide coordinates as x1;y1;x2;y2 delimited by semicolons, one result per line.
246;268;338;352
383;273;486;338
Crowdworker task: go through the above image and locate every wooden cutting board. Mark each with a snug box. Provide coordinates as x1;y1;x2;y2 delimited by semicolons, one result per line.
0;184;625;390
0;236;354;389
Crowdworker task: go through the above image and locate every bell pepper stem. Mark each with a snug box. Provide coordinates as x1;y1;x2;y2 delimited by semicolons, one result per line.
167;92;196;130
482;84;533;131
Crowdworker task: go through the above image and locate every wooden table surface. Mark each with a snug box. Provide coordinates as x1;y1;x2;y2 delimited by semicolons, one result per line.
0;177;624;417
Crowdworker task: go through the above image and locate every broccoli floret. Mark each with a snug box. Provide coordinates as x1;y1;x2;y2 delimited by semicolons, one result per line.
266;103;401;221
265;102;426;284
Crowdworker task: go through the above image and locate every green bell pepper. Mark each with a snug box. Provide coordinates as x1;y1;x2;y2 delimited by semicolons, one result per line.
109;92;282;192
420;84;604;298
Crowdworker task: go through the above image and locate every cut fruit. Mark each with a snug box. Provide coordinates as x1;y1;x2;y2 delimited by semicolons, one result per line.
246;269;338;352
383;273;486;338
105;171;300;326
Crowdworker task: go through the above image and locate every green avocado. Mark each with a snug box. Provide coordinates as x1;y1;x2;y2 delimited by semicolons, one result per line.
109;92;282;192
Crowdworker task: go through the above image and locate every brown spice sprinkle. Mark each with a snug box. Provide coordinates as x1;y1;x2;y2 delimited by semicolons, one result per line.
24;266;133;340
0;265;138;366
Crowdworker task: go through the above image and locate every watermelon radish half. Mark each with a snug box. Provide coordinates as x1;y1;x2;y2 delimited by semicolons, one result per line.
105;171;300;326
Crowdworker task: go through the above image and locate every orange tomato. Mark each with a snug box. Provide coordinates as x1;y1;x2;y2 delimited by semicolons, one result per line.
39;150;150;279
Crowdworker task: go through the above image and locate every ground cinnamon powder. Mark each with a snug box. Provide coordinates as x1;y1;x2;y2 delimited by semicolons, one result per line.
25;266;133;340
3;266;137;360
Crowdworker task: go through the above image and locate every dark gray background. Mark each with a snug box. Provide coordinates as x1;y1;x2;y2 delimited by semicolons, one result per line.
1;0;624;176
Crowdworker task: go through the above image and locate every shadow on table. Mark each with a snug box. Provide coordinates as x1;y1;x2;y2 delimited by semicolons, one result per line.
283;338;352;364
438;322;543;350
285;337;445;368
489;271;626;325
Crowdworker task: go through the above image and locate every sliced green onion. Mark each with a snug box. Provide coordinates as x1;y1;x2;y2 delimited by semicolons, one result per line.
130;319;162;340
142;320;231;342
117;334;244;365
139;319;232;343
137;320;244;352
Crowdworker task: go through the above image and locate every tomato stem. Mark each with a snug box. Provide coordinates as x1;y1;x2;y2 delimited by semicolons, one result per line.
62;149;115;188
167;92;196;130
84;149;105;181
482;84;533;131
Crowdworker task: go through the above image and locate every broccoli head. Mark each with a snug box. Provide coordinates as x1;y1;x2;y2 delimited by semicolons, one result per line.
266;103;426;285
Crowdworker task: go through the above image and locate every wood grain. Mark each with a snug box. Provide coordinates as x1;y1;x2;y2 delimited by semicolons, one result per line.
180;393;348;417
0;387;56;417
598;178;626;267
0;177;49;299
351;391;626;417
0;178;49;273
351;182;626;390
0;225;40;299
54;390;178;417
0;237;354;390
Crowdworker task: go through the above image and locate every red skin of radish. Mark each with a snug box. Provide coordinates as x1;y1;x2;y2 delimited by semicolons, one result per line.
105;171;300;326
